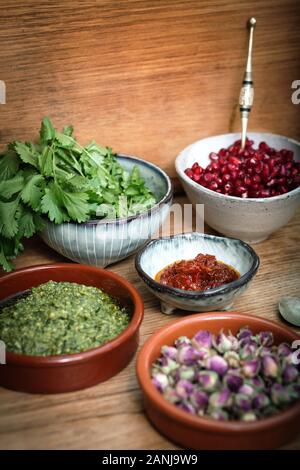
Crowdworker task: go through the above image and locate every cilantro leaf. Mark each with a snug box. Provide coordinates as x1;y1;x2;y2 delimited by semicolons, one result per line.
40;117;56;142
14;142;39;169
0;197;20;238
38;145;54;177
21;173;45;211
18;205;37;238
59;187;91;223
41;183;70;224
0;174;24;199
63;125;74;137
0;150;20;180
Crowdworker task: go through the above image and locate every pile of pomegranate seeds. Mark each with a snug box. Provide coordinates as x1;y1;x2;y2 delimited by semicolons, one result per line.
184;139;300;198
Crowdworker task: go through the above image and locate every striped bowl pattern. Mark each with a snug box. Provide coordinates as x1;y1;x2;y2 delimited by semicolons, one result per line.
41;155;173;267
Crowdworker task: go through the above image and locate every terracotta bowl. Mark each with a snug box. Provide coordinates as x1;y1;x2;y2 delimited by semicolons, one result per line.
0;263;144;393
136;312;300;450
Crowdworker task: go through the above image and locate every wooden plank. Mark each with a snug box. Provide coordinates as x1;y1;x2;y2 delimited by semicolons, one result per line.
0;0;299;177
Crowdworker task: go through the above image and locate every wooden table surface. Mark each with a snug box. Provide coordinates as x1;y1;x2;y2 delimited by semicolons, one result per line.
0;197;299;450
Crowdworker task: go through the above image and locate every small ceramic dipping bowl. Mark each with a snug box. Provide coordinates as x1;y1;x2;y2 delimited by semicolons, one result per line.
135;233;259;314
175;133;300;243
136;312;300;450
0;263;144;393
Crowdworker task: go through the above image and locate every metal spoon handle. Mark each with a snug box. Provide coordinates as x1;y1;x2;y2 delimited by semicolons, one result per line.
240;17;256;149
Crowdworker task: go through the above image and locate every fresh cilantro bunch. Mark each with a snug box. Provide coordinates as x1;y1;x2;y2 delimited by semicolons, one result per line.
0;118;156;272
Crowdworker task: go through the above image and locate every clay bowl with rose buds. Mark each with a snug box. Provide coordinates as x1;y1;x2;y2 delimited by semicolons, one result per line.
175;133;300;243
136;312;300;450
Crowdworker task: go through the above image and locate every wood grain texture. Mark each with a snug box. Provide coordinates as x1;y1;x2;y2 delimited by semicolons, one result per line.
0;197;299;450
0;0;300;177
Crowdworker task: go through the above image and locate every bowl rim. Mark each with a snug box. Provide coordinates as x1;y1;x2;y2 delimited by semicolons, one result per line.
135;233;260;298
175;132;300;203
136;312;300;433
0;263;144;365
55;154;173;227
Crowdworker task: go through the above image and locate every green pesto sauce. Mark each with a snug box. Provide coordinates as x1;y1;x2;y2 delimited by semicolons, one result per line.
0;281;130;356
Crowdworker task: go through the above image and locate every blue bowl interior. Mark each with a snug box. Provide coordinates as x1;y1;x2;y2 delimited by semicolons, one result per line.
138;234;257;281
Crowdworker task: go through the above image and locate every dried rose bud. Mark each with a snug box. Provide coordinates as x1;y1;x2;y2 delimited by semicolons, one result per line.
234;393;252;411
163;386;181;404
257;331;274;347
224;351;240;368
239;383;255;396
160;357;179;374
224;373;243;392
152;372;169;392
240;343;258;360
175;379;194;399
206;355;228;376
161;345;178;360
258;346;273;358
239;337;258;349
209;388;232;408
282;364;299;384
209;409;229;421
197;347;213;361
237;327;253;341
175;365;196;382
189;389;209;410
253;393;270;410
262;355;279;379
242;358;260;378
177;401;196;414
213;331;238;353
192;330;212;349
245;376;265;392
177;346;200;365
174;336;192;348
270;383;297;406
241;411;257;422
278;342;293;357
197;370;219;391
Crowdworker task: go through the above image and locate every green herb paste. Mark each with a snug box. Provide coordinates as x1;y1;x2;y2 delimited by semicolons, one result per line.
0;281;130;356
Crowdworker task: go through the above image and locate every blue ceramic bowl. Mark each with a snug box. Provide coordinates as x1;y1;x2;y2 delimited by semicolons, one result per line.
41;155;173;267
135;233;259;314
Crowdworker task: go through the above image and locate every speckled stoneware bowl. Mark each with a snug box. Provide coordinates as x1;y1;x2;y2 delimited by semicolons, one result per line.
135;233;259;314
175;133;300;243
41;154;173;267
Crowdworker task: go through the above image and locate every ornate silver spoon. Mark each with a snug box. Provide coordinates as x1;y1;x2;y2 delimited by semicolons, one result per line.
239;17;256;149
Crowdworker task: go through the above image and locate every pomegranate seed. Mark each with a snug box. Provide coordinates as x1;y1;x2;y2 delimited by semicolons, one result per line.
253;175;261;184
209;152;219;161
222;173;231;183
224;182;234;193
184;140;300;198
260;189;271;197
185;169;193;178
209;181;219;191
194;166;203;175
244;176;252;186
204;172;214;183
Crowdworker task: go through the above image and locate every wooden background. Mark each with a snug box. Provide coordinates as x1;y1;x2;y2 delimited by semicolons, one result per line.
0;0;300;177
